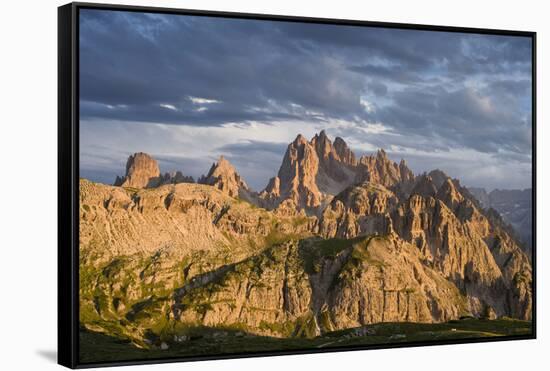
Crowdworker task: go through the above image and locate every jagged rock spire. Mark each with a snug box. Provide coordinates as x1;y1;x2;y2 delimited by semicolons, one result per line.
114;152;161;188
411;173;437;198
261;130;416;209
198;155;249;198
334;136;356;166
114;152;194;188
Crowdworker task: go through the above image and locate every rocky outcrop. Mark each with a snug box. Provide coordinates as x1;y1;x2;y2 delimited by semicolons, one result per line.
114;152;194;189
198;156;249;198
80;179;316;263
311;130;356;193
436;178;464;211
319;182;397;239
261;131;413;211
316;174;532;321
161;171;194;185
114;152;162;188
83;133;532;348
325;237;468;327
392;194;505;308
172;240;314;337
258;177;281;209
333;136;356;166
427;169;450;189
485;230;532;320
170;236;470;337
271;134;323;209
469;187;533;255
355;149;414;188
410;174;437;198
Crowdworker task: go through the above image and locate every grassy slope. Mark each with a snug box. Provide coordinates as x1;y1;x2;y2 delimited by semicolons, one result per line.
79;318;532;364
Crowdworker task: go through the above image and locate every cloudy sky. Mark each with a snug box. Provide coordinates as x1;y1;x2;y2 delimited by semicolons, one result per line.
79;9;533;191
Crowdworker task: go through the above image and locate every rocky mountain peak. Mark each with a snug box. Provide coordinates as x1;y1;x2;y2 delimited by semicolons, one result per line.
161;171;194;185
261;131;419;210
311;131;355;191
356;149;413;188
114;152;162;188
275;134;322;209
399;159;414;182
293;133;308;146
114;153;196;189
215;155;232;170
263;131;362;210
410;174;437;198
428;169;450;189
199;155;249;198
468;186;532;255
334;136;356;166
436;178;464;209
314;129;328;141
311;130;333;159
263;176;280;196
86;131;533;348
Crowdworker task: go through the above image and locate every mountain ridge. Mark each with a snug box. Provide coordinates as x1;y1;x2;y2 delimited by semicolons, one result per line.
81;131;532;349
468;187;533;255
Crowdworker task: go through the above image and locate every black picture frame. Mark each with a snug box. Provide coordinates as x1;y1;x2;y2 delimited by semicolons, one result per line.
58;2;537;368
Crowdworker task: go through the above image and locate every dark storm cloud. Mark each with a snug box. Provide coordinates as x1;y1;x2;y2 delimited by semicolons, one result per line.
80;9;368;125
79;9;533;190
365;82;532;154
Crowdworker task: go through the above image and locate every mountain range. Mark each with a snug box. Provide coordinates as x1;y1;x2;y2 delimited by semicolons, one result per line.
79;131;532;352
468;187;532;255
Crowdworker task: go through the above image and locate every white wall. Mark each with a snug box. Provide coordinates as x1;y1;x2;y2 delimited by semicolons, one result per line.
0;0;546;369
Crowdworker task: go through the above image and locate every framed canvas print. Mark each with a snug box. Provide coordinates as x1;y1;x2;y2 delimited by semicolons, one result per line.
58;2;536;368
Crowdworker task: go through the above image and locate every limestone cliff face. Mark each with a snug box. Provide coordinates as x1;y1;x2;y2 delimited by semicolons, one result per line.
311;130;356;194
392;195;508;315
410;174;438;198
114;152;194;188
261;131;413;211
410;183;530;320
79;179;318;343
324;237;468;327
161;171;194;185
468;187;533;256
355;149;414;188
316;172;531;320
172;240;314;337
198;156;249;198
319;182;397;239
83;136;532;347
79;179;314;264
258;177;281;209
333;136;356;166
273;134;323;209
485;230;532;320
114;152;162;188
171;236;469;337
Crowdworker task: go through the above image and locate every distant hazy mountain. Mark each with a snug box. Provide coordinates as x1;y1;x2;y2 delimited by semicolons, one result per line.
468;187;532;254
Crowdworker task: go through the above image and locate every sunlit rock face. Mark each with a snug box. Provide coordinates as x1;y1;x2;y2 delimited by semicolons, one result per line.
81;132;531;348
